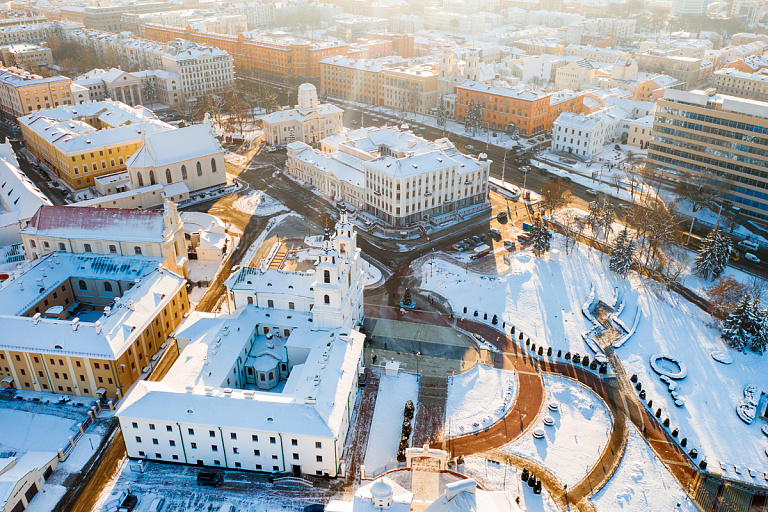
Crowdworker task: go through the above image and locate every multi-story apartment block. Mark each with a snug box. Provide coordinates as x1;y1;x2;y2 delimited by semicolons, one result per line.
551;104;631;159
262;84;343;146
647;89;768;221
634;50;712;89
143;24;348;82
671;0;709;15
19;100;174;189
0;66;72;122
0;10;46;27
20;202;189;277
0;248;188;399
382;64;438;114
564;45;630;63
0;44;53;68
711;68;768;102
118;213;365;477
456;80;584;135
287;126;490;227
334;14;388;42
729;54;768;73
0;21;81;46
160;41;234;97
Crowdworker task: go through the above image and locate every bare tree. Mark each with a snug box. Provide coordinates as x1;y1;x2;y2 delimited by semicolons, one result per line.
657;245;690;290
629;200;681;270
706;275;749;317
674;171;719;241
541;177;573;215
561;210;586;255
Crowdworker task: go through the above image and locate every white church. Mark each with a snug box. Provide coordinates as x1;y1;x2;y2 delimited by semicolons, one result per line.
116;209;365;478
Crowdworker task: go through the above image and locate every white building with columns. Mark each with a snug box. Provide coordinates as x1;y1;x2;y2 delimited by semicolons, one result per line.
117;212;365;477
262;83;343;147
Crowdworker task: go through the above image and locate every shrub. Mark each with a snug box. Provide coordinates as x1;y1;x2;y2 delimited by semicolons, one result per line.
699;460;707;470
635;382;642;391
681;438;687;447
672;428;679;437
464;306;467;314
589;361;597;370
531;343;536;351
538;346;543;356
689;448;698;459
519;332;524;340
663;418;670;427
639;390;646;399
582;355;590;366
647;399;653;408
557;349;562;357
511;326;515;334
534;481;542;495
404;400;415;420
474;310;478;317
565;351;571;360
483;313;488;320
547;347;552;356
492;314;498;325
526;338;530;346
631;374;638;383
599;364;607;374
655;408;662;418
572;354;581;364
521;468;529;481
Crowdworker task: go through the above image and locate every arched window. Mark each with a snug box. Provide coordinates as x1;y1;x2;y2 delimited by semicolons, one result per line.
324;294;330;304
181;165;187;180
268;371;273;380
78;280;87;290
137;171;144;187
260;373;265;381
324;270;330;284
104;282;113;292
149;170;156;185
196;161;202;176
211;158;217;173
165;168;172;184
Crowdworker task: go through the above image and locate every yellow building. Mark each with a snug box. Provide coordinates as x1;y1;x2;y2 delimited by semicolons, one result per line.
0;251;188;399
0;66;71;122
0;44;54;68
19;100;173;189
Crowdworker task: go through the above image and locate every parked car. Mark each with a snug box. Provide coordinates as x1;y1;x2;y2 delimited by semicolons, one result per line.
197;471;224;487
504;239;516;250
745;252;760;263
148;498;165;512
489;228;501;237
737;239;759;252
585;188;598;195
117;494;139;512
303;505;325;512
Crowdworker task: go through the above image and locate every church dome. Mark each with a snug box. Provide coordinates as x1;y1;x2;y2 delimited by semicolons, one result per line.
370;478;394;499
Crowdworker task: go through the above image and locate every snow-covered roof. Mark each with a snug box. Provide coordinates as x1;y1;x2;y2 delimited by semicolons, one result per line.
118;307;365;439
422;480;522;511
0;140;51;229
224;265;315;299
555;111;603;131
126;123;222;169
290;142;366;189
20;205;170;243
0;252;184;359
261;103;343;124
0;66;69;89
630;114;654;128
0;451;58;508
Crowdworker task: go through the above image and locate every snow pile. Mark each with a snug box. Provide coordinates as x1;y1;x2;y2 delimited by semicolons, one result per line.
446;364;516;436
461;457;559;511
233;190;288;216
364;372;419;473
503;375;612;486
591;426;699;512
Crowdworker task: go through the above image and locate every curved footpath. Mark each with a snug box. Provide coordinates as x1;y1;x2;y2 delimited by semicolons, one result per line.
363;305;697;511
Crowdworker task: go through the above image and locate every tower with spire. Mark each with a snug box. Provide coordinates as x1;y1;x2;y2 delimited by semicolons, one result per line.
312;209;364;330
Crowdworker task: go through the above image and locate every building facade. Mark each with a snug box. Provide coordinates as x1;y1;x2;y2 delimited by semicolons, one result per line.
647;89;768;221
0;67;72;122
0;44;53;68
711;68;768;102
262;84;343;146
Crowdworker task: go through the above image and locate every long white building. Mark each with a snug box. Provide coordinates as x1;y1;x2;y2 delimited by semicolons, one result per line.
117;213;365;477
262;84;343;147
287;126;491;227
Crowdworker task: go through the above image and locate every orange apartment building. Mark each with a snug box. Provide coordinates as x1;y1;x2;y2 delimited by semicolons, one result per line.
143;24;348;81
456;80;584;136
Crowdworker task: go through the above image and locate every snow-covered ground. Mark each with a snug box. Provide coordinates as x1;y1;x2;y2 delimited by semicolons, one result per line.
233;190;289;217
0;409;78;452
592;425;699;512
461;457;559;512
363;372;419;474
417;231;768;485
446;364;516;437
503;375;612;487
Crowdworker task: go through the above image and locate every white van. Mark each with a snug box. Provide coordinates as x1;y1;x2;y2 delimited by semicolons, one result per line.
219;503;235;512
737;239;759;252
149;498;165;512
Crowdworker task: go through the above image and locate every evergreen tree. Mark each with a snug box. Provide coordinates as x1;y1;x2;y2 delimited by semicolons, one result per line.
587;200;602;232
752;306;768;354
610;228;635;277
436;95;447;133
599;207;615;240
712;230;733;278
530;216;550;257
694;229;723;280
721;293;754;351
402;288;412;307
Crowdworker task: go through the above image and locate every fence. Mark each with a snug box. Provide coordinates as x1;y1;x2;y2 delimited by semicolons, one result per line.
363;460;406;480
58;404;102;462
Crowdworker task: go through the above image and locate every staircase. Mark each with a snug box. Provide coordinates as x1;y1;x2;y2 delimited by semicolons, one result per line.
412;376;447;447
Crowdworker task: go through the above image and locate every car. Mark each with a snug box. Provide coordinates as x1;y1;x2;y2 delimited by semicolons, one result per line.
472;235;484;244
465;144;475;151
351;120;359;125
497;211;508;221
303;505;325;512
504;239;516;249
148;497;165;512
452;243;464;251
745;252;760;263
197;471;224;487
737;240;759;252
585;188;598;195
489;228;501;237
117;494;139;512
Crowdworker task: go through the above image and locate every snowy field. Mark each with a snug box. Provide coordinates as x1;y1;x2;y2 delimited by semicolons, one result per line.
461;457;559;512
364;372;419;473
233;190;289;217
503;375;612;487
446;364;516;437
418;232;768;485
592;425;699;512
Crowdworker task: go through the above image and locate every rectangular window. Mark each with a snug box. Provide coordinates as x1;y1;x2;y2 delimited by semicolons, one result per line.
316;455;323;462
136;436;142;443
169;440;176;446
188;428;194;435
252;435;258;442
315;442;322;449
254;449;260;456
230;433;237;440
191;442;197;449
270;437;276;444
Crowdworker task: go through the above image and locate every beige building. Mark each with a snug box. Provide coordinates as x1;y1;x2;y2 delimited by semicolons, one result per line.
711;68;768;102
627;114;653;148
262;84;343;146
0;44;53;68
0;250;188;399
553;59;601;90
0;66;72;122
382;63;439;115
20;202;189;278
634;51;712;89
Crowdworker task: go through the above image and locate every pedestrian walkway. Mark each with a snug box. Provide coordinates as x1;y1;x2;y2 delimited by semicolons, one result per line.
412;376;446;447
343;368;381;488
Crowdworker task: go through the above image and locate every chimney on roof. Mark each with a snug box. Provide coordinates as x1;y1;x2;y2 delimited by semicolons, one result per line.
71;317;80;331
